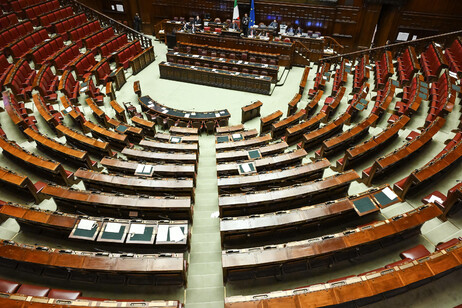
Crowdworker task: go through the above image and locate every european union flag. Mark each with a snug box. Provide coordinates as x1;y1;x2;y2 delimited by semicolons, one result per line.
249;0;256;28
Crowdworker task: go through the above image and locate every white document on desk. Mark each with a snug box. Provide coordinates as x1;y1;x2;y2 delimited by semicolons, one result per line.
105;222;121;233
129;223;145;235
157;225;169;241
170;226;185;242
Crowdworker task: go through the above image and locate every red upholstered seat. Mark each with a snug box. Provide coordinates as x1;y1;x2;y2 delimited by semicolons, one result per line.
48;289;82;300
399;244;430;260
0;279;20;294
17;284;50;297
435;238;460;251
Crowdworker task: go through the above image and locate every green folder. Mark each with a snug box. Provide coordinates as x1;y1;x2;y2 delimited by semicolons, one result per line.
373;191;398;208
128;226;154;242
353;197;377;215
217;136;229;143
100;225;126;240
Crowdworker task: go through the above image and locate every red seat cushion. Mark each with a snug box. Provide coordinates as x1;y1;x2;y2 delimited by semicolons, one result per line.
399;244;430;260
48;289;82;300
0;279;20;294
17;284;50;297
435;238;460;251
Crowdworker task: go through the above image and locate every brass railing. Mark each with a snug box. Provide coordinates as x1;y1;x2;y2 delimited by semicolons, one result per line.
320;29;462;64
60;0;153;48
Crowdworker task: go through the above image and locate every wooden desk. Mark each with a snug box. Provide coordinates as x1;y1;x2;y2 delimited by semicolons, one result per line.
260;110;283;135
0;166;41;203
217;124;245;135
317;113;379;158
439;183;462;220
101;157;196;182
216;135;271;152
40;184;193;220
33;93;60;129
219;170;360;216
131;116;156;137
336;115;410;172
394;138;462;199
225;218;459;308
0;201;190;251
241;101;263;123
302;113;350;151
362;116;445;186
299;66;310;94
216;129;258;142
0;295;182;307
110;100;127;122
217;148;307;176
175;32;293;66
140;139;199;153
122;148;198;166
221;203;441;281
220;185;399;247
287;93;301;116
139;95;230;129
216;141;288;162
154;133;199;143
59;95;86;132
75;168;194;198
24;128;96;170
55;124;113;157
305;90;324;116
166;52;279;81
159;61;272;95
271;109;306;139
0;137;74;186
169;126;199;135
218;159;330;193
130;46;155;76
285;112;327;146
83;121;129;151
0;240;186;286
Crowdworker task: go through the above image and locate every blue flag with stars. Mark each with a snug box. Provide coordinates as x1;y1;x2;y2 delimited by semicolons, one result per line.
249;0;255;28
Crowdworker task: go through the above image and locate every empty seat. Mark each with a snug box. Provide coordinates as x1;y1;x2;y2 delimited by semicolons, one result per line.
16;284;50;297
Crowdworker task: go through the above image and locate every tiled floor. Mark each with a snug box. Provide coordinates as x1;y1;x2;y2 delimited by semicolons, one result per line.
0;35;461;307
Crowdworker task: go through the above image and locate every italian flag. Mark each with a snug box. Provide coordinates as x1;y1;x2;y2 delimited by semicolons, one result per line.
233;0;239;20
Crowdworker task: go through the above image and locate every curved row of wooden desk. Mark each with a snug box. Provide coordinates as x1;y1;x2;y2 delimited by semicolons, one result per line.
225;237;462;307
0;239;186;286
217;159;330;193
222;204;440;281
0;201;190;251
39;184;193;220
218;170;360;216
216;148;307;176
220;184;400;247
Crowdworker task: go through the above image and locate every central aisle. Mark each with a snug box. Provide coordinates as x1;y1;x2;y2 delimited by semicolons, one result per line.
185;135;224;308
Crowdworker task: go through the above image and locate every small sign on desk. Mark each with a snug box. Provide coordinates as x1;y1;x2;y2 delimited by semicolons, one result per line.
231;133;243;141
247;149;262;160
216;136;229;143
170;136;182;143
238;162;257;175
135;164;154;176
116;125;129;133
352;196;379;216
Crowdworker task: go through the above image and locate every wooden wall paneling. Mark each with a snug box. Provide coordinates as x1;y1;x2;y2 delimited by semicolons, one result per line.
354;2;382;50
